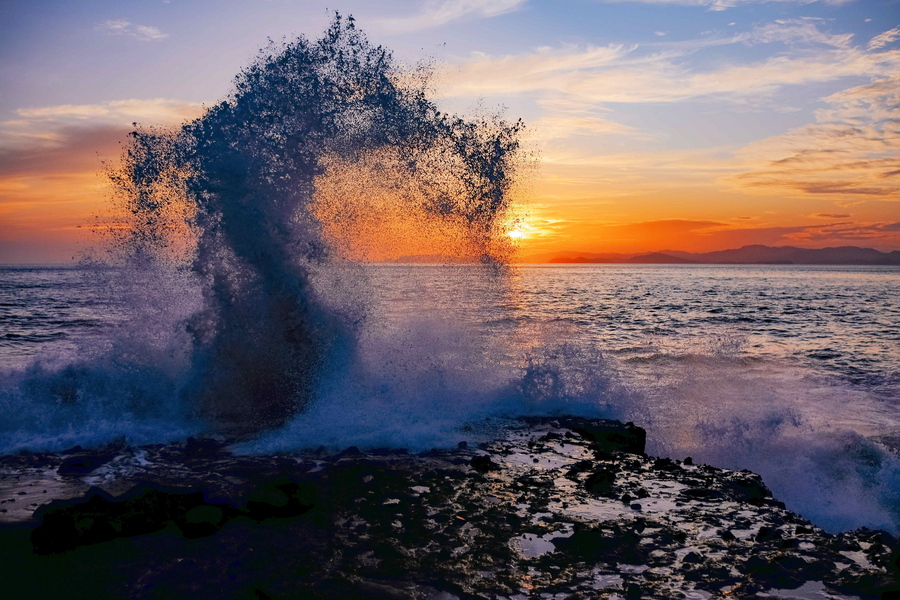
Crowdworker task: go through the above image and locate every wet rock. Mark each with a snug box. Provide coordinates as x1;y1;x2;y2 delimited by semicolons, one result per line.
184;436;225;459
584;468;616;495
30;477;315;554
653;457;681;471
181;505;226;538
469;455;500;473
31;485;206;553
683;486;719;500
57;452;117;476
244;479;315;521
556;418;646;455
723;471;772;504
1;416;896;599
756;525;783;542
336;446;364;459
564;459;594;481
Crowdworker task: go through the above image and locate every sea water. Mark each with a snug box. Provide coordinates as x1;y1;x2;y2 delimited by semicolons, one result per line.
2;263;898;533
1;16;898;537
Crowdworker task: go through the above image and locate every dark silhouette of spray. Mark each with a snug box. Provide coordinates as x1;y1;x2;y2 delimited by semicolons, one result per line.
107;15;525;431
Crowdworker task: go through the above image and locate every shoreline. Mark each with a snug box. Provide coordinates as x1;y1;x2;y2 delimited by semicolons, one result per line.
1;416;897;599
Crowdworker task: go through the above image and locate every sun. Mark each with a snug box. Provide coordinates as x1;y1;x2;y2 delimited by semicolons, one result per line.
508;229;526;239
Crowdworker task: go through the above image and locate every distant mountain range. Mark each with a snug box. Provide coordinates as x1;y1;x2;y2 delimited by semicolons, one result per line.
536;245;900;265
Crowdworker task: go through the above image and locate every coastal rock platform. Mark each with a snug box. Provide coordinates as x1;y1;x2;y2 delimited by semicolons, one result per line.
0;417;897;599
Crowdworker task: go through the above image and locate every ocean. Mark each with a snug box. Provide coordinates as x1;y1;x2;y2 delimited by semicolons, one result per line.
2;263;898;534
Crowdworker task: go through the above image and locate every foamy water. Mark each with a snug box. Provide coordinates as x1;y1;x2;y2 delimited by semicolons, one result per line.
2;263;899;532
1;18;898;536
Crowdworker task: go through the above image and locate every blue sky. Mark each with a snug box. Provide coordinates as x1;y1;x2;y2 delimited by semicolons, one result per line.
1;0;899;262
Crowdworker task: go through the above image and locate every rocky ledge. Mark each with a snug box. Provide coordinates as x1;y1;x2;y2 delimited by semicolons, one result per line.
0;417;897;599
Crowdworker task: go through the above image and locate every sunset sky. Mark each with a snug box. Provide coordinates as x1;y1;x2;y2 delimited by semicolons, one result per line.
1;0;899;263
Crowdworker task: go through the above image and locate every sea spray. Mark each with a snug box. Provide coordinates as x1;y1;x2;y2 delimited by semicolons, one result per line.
1;15;559;447
5;16;895;538
111;15;528;431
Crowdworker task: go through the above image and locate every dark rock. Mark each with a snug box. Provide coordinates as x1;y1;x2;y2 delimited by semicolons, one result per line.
30;477;314;553
653;457;681;471
518;475;552;490
779;537;799;549
31;485;205;553
336;446;364;459
682;551;703;564
0;415;894;600
184;436;224;458
565;459;594;481
57;452;117;476
569;420;646;455
245;480;315;521
554;523;641;563
724;472;772;504
469;455;500;473
180;505;226;539
756;526;783;542
683;487;718;500
584;468;616;495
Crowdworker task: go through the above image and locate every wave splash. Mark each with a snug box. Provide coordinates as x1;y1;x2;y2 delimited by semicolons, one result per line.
0;16;622;452
6;16;893;537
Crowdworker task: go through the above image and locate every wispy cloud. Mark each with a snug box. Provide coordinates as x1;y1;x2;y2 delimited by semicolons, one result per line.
441;20;900;103
868;26;900;51
96;20;168;41
783;220;900;244
440;43;635;98
525;96;654;142
0;99;202;175
747;18;854;48
598;0;854;12
439;17;900;180
734;77;900;199
0;99;202;262
376;0;525;34
551;218;900;253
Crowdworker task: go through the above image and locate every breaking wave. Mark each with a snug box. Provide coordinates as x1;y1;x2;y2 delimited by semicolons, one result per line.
1;17;896;536
0;16;623;453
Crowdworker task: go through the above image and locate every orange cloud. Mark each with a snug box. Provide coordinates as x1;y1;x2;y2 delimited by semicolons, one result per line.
0;99;201;264
734;77;900;200
514;217;900;257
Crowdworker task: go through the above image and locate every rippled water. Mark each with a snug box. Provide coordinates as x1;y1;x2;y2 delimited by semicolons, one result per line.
368;263;900;402
365;264;900;532
0;267;125;369
2;263;899;532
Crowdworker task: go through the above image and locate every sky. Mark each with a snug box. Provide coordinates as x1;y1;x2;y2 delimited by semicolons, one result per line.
1;0;899;263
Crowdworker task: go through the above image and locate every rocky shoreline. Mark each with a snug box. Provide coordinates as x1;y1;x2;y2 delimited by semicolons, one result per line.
1;417;897;599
